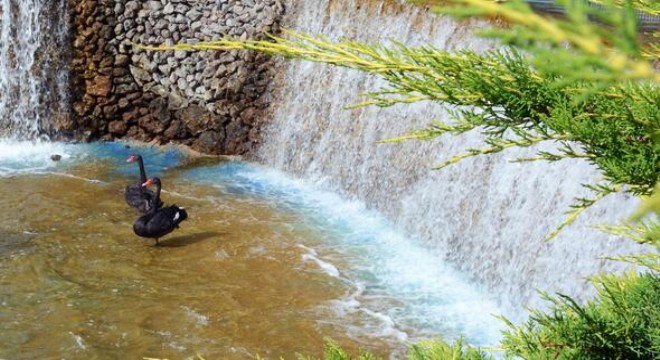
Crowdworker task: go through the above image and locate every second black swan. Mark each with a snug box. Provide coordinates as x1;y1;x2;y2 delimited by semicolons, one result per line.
125;154;162;213
133;177;188;245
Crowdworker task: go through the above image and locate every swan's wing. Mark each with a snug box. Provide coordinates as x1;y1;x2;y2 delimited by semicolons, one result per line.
125;185;146;209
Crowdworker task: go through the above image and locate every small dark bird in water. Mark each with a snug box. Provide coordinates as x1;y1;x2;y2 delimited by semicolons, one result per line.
50;154;62;161
124;154;162;213
133;177;188;246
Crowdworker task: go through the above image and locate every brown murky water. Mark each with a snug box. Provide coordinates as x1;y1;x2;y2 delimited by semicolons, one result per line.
0;159;397;359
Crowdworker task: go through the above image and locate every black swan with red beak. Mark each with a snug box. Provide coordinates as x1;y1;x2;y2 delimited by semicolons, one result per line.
133;177;188;245
125;154;162;213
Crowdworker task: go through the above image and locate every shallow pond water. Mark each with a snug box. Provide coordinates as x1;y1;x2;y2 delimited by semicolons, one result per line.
0;141;502;359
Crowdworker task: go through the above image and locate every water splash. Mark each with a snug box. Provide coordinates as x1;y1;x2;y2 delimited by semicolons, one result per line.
260;0;648;315
0;140;71;176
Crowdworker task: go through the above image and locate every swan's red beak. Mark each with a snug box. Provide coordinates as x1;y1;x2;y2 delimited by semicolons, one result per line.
127;155;136;163
142;179;154;187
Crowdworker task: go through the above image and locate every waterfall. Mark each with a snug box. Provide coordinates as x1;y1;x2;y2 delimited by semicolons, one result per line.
0;0;69;139
259;0;647;316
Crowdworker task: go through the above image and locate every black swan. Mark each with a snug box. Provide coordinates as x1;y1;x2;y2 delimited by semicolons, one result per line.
133;177;188;245
125;154;162;213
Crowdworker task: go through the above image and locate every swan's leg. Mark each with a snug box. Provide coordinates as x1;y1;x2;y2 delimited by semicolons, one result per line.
154;238;160;246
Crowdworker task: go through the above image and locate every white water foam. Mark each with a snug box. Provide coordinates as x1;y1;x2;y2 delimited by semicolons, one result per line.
0;140;72;176
69;332;87;350
201;164;505;347
182;306;210;327
300;245;341;277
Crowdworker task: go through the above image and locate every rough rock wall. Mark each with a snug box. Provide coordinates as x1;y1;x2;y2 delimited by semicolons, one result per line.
66;0;283;155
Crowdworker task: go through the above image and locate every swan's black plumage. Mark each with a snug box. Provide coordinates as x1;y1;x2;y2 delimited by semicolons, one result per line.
124;154;162;213
133;177;188;245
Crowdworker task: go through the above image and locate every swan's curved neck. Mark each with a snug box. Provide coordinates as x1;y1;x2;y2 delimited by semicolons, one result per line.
137;156;147;183
153;181;161;208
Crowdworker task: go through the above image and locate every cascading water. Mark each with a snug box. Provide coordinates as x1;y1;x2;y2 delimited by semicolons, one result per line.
0;0;69;139
0;0;650;356
260;0;649;315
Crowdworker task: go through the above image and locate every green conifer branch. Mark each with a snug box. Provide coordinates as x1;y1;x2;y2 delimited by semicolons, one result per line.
546;183;620;240
135;33;540;110
434;0;660;84
603;253;660;271
590;0;660;15
594;218;660;245
511;151;595;163
511;143;597;162
408;338;498;359
433;133;570;170
345;93;443;109
630;184;660;222
377;119;480;143
499;271;660;358
642;32;659;59
137;31;434;76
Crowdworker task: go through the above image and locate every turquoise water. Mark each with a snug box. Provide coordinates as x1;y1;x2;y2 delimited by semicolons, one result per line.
0;140;504;357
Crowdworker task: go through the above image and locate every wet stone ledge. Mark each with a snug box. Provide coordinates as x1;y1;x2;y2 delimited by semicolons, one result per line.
65;0;284;155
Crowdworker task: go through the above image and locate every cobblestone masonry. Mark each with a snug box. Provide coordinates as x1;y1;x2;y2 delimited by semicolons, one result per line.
65;0;284;155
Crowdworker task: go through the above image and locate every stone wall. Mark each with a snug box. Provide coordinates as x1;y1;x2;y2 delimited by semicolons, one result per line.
65;0;284;155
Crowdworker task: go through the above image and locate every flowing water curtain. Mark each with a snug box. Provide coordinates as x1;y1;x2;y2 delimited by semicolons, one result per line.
142;0;656;314
0;0;67;140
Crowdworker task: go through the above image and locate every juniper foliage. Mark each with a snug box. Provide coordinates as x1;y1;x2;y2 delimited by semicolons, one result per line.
499;272;660;359
296;339;494;360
